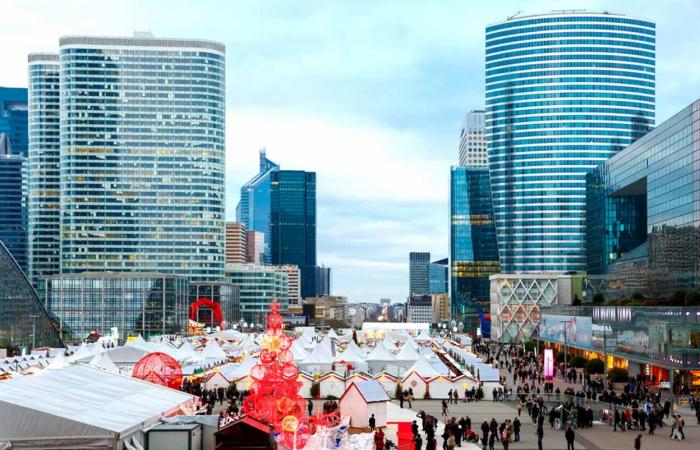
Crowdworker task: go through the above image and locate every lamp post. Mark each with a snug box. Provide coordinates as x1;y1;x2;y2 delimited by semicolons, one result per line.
29;314;38;350
559;321;569;375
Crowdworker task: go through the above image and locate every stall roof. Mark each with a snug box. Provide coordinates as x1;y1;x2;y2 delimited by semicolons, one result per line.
0;364;196;447
342;380;390;403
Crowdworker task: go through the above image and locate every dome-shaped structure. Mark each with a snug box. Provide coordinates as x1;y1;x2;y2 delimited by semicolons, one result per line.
131;352;183;390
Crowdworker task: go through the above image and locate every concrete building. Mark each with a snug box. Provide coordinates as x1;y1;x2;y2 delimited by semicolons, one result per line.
406;295;433;324
458;110;486;167
431;294;450;324
489;273;584;342
225;222;247;264
304;295;348;323
275;265;301;307
246;231;265;264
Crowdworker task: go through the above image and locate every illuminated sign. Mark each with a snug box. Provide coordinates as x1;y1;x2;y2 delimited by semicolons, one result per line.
544;348;554;380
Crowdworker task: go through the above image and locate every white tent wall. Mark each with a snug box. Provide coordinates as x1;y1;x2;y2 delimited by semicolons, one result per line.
368;401;388;428
339;386;368;428
451;377;478;394
320;376;346;399
402;373;427;399
204;372;231;390
298;376;313;398
481;382;501;400
298;362;332;375
426;377;452;399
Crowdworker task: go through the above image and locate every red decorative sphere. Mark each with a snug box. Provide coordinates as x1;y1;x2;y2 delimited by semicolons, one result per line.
131;352;183;390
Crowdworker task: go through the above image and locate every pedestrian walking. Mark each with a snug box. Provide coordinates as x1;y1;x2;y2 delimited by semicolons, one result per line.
565;425;575;450
634;434;642;450
369;413;376;430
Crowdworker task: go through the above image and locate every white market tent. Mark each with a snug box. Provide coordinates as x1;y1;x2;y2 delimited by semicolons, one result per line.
88;353;120;374
403;356;441;380
365;344;396;374
339;380;390;428
394;342;420;366
202;340;227;361
0;364;197;450
334;340;367;371
415;330;432;342
298;343;334;374
291;339;310;362
326;329;339;340
319;335;336;357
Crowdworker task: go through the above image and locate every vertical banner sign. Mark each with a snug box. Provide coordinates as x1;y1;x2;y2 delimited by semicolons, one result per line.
544;348;554;380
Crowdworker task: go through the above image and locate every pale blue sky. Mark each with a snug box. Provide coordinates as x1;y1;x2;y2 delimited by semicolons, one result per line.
2;0;700;302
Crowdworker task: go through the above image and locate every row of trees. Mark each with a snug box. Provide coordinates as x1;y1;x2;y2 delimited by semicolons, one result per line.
558;353;629;382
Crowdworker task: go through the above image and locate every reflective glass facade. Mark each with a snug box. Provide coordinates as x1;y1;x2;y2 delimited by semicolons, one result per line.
56;36;225;282
189;281;240;326
409;252;430;296
237;150;279;264
27;54;61;285
450;167;500;319
270;170;316;298
486;12;656;273
429;258;448;294
225;263;289;324
39;273;189;343
586;99;700;298
0;88;28;272
0;241;63;350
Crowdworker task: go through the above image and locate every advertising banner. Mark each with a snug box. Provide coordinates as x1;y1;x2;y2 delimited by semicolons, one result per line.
544;348;554;380
539;314;592;349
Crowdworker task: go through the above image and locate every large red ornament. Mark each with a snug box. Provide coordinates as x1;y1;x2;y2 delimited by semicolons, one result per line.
189;297;223;327
131;352;183;390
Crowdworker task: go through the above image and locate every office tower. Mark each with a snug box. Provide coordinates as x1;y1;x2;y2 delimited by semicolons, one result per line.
29;34;226;282
0;240;63;349
315;265;331;296
246;230;265;264
226;222;247;264
270;170;317;298
406;295;433;323
586;99;700;299
275;265;301;306
429;258;448;294
486;12;655;273
458;110;486;167
237;149;279;263
409;252;430;296
450;166;500;320
27;54;60;285
0;87;28;272
225;263;289;323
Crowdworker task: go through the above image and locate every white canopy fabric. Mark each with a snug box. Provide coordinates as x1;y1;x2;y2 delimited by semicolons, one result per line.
46;351;71;370
229;356;259;380
403;356;441;379
202;341;227;360
335;340;364;363
352;380;390;403
0;364;196;450
415;330;432;342
319;336;335;357
366;344;395;362
88;353;120;374
291;339;310;361
208;329;246;341
326;329;339;339
395;343;420;362
381;336;396;352
403;336;419;350
303;342;334;364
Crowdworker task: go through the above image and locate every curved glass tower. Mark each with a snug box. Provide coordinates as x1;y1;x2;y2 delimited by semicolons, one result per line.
58;35;226;282
485;12;655;273
27;54;61;284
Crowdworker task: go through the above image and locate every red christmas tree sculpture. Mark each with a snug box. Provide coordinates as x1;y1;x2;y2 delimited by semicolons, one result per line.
243;301;309;448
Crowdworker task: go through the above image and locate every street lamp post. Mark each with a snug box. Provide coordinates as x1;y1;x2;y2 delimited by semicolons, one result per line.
29;314;38;350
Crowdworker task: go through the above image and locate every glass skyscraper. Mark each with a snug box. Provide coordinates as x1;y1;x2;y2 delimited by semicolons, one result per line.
270;170;317;299
27;54;61;285
237;149;279;263
429;258;448;294
409;252;430;296
0;240;63;350
450;167;500;321
0;87;28;272
28;34;226;283
485;12;656;273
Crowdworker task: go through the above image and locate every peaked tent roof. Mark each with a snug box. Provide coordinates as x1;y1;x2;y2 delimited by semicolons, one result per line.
366;343;395;362
88;353;120;374
202;341;227;360
230;356;259;380
403;356;441;379
303;342;334;364
291;339;310;361
395;342;421;361
415;330;432;342
47;351;71;370
326;329;339;339
341;380;390;403
403;336;419;349
334;340;364;363
319;336;335;357
381;335;396;351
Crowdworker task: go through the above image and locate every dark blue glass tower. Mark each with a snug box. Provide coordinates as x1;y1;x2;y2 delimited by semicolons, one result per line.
450;166;500;320
0;87;28;272
270;170;317;299
237;150;279;264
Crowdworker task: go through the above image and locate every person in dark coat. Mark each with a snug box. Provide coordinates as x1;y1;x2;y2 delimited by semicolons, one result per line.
369;414;376;430
537;427;543;450
513;417;521;442
414;432;423;450
634;434;642;450
307;399;313;416
565;426;575;450
412;420;419;437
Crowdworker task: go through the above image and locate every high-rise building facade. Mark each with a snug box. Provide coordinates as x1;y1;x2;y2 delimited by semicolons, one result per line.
28;35;226;283
246;230;265;264
450;167;500;321
275;265;301;306
237;150;279;263
409;252;430;296
458;110;486;167
0;87;28;272
27;54;61;285
429;258;448;294
226;222;247;264
225;263;289;323
270;170;317;298
486;12;656;273
315;265;331;296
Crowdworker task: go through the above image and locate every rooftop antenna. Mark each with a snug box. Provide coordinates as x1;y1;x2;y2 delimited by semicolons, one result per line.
507;11;523;20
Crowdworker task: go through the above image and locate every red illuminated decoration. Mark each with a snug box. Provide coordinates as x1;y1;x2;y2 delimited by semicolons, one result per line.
131;352;183;390
242;301;310;448
189;297;223;327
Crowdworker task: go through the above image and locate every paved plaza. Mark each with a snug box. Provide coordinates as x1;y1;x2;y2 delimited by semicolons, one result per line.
388;399;698;450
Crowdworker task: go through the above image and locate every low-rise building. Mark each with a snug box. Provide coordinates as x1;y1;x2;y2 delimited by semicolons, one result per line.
304;295;348;324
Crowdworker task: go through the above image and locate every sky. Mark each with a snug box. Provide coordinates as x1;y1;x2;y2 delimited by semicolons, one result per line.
2;0;700;303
